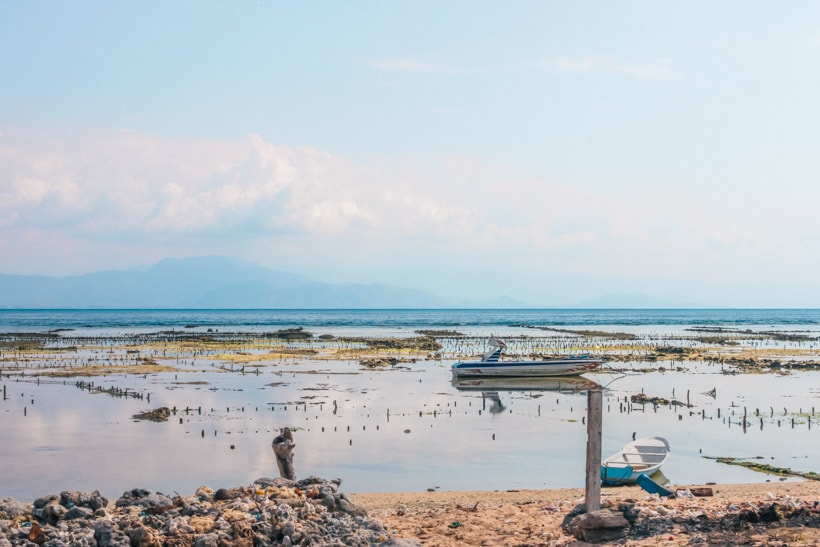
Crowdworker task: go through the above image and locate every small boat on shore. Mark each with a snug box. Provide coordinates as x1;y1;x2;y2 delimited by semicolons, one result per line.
601;436;671;484
451;338;603;378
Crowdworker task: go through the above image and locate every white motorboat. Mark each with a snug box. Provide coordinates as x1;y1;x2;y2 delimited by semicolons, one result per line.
451;338;603;378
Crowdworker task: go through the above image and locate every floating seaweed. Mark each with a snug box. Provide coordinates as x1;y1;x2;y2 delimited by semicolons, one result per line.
706;456;820;481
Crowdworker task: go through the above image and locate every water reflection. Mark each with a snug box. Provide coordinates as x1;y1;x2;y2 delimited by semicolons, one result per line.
452;376;600;393
482;392;506;414
452;375;599;416
1;361;818;502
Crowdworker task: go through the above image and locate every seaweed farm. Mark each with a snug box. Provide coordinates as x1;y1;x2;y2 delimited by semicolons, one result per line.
1;310;819;502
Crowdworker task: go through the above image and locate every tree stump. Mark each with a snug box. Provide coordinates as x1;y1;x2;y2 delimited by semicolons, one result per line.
272;428;296;480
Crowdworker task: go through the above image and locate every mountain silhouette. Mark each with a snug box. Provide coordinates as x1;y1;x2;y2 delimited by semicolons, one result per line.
0;256;450;309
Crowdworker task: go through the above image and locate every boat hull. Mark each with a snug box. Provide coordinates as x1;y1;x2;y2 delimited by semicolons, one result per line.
601;436;671;485
451;358;601;377
601;464;664;484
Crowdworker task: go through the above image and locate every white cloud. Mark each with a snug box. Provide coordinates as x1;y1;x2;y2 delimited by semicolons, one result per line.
0;130;477;248
1;128;818;298
8;177;49;206
0;131;383;238
544;55;681;81
0;211;18;228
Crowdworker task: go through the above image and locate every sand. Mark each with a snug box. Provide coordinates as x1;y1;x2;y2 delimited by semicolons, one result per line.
352;481;820;545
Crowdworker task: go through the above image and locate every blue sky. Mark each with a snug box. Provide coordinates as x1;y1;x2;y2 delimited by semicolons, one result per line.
2;2;820;306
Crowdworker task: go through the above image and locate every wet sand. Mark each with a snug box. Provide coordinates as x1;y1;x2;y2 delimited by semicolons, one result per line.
353;481;820;545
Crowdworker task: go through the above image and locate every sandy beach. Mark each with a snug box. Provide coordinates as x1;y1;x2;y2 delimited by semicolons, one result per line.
353;481;820;545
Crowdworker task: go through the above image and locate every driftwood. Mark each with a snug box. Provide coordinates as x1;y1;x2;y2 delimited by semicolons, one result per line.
272;428;296;480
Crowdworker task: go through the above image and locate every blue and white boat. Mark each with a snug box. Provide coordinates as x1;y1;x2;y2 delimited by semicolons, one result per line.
601;436;671;484
451;338;603;378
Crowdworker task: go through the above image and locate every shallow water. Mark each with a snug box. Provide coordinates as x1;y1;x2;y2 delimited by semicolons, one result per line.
3;308;819;500
1;356;817;502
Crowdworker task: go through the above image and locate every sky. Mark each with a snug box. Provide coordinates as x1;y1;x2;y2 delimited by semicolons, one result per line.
1;2;820;307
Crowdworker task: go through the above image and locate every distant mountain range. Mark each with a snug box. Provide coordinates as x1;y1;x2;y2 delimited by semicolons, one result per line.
0;256;526;309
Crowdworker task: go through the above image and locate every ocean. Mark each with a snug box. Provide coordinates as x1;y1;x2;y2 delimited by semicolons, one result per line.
1;308;818;501
3;307;820;331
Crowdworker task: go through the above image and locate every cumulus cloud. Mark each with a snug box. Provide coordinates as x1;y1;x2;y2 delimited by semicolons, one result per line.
1;131;380;238
1;128;813;292
0;130;488;272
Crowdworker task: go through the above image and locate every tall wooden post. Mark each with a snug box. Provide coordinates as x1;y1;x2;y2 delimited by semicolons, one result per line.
585;389;603;512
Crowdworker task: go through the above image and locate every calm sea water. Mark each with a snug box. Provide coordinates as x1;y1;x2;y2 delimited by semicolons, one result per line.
1;308;819;502
3;308;820;331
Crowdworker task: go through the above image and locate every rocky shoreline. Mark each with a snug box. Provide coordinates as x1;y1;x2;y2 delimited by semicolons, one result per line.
4;478;820;546
0;477;419;547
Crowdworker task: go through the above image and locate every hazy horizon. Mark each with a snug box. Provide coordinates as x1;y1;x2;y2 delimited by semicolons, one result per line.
1;255;818;309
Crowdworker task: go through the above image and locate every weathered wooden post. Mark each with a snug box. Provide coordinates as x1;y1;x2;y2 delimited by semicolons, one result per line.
585;388;603;512
272;427;296;480
567;386;629;543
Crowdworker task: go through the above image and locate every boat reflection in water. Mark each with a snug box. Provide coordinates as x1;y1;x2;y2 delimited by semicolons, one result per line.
452;375;601;415
480;391;506;414
451;375;601;393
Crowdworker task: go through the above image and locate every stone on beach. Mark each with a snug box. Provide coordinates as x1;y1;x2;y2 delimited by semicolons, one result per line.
0;477;405;546
564;507;629;542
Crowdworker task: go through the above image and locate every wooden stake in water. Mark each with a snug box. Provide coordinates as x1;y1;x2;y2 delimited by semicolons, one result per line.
585;389;603;513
